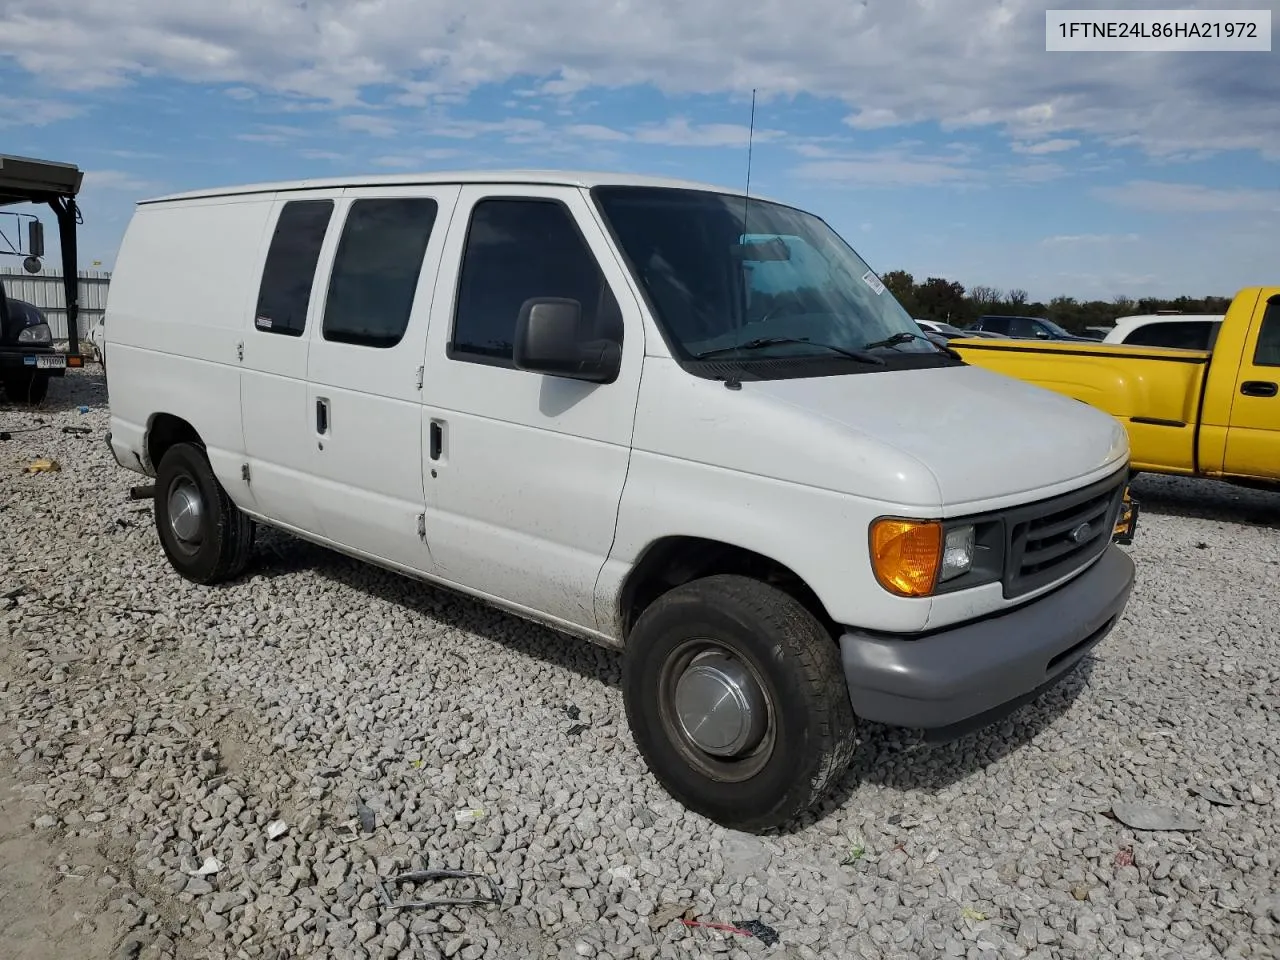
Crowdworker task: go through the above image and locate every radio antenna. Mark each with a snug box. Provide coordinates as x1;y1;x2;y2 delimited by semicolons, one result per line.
742;87;757;230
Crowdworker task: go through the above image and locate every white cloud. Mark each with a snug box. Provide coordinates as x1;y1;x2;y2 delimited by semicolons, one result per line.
1094;181;1280;214
2;1;1278;159
225;87;257;101
1013;138;1079;155
234;124;309;145
81;170;162;193
370;149;463;167
793;146;979;187
0;95;82;127
338;114;398;137
1005;162;1067;183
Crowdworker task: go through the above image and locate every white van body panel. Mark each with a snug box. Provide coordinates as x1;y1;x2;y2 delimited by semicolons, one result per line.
105;168;1131;646
418;184;646;630
105;196;272;497
303;184;462;571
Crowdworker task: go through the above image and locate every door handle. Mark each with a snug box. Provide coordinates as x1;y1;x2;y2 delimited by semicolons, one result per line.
316;398;330;434
1240;380;1278;398
429;420;443;460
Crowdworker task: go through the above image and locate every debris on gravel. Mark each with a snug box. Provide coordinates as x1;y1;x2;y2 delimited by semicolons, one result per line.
2;370;1279;959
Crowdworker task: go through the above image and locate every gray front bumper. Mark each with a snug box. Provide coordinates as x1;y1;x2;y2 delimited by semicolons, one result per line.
840;544;1135;735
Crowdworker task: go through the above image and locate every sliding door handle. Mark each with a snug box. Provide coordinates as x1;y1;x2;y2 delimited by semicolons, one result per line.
429;420;443;460
316;398;330;434
1240;380;1278;398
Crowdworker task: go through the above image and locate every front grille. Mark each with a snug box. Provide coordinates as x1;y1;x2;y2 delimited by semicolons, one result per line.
1003;469;1127;599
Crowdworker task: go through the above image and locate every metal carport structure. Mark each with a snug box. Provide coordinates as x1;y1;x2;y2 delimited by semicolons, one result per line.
0;153;85;359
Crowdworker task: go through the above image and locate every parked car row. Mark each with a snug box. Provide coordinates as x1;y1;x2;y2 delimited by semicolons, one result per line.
914;312;1227;354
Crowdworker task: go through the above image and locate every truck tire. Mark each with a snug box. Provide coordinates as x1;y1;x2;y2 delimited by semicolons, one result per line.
1;371;49;405
623;574;857;832
154;442;255;584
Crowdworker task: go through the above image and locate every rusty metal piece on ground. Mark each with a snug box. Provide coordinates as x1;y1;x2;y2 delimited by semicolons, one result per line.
376;868;504;911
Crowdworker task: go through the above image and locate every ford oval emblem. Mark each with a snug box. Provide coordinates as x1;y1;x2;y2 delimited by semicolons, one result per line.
1069;522;1092;544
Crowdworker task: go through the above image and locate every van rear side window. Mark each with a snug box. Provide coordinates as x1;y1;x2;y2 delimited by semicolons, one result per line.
254;199;334;337
322;197;439;349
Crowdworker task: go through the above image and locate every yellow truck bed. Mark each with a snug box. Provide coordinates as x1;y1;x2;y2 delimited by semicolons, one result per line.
951;287;1280;486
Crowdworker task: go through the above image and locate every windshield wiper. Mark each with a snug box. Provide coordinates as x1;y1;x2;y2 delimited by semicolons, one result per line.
693;336;886;365
864;330;964;361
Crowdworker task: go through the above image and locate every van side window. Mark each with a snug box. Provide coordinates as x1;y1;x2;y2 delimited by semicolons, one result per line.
1254;301;1280;367
322;198;438;349
450;198;622;365
254;199;334;337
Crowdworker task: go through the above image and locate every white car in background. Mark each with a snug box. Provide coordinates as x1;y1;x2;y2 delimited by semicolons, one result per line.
1102;314;1224;351
88;315;106;369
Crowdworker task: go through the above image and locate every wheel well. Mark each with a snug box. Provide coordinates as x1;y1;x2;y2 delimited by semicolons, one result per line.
619;537;836;640
146;414;203;473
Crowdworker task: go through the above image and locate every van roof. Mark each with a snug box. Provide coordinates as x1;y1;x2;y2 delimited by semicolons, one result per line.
141;169;769;206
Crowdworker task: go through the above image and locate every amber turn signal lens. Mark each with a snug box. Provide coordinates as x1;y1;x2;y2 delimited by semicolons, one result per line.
870;518;942;597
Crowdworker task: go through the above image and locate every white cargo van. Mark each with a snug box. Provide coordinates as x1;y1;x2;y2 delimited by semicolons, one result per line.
104;171;1137;830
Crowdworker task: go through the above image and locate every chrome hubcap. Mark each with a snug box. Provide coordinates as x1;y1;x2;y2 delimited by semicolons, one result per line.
674;650;768;756
167;479;204;544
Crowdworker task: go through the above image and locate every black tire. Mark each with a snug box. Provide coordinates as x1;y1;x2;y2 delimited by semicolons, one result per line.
623;574;857;832
1;371;49;405
154;442;255;584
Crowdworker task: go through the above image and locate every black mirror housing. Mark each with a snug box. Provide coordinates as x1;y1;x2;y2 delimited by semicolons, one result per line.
27;219;44;258
513;297;621;384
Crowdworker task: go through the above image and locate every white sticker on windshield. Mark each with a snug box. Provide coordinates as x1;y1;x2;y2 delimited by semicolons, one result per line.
861;270;886;295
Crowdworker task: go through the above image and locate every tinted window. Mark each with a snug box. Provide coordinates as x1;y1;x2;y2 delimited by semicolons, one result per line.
1006;317;1040;338
322;198;438;348
1254;302;1280;367
255;200;334;337
451;198;620;364
1124;320;1215;350
979;317;1008;333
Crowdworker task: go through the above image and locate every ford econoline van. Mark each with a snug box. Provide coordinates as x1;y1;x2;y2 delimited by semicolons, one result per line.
104;171;1137;830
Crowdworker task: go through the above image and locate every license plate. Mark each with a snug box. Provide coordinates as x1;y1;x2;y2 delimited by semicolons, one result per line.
1113;493;1139;545
35;355;66;370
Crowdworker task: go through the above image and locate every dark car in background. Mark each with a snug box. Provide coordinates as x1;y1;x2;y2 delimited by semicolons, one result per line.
0;286;61;403
967;315;1099;342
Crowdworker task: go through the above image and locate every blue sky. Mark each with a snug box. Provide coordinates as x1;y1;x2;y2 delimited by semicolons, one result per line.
2;0;1278;303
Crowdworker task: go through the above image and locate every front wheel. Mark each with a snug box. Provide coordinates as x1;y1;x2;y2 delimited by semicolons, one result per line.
623;574;857;832
154;442;255;584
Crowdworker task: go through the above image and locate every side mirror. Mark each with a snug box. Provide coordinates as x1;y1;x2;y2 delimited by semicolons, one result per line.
513;297;621;384
1035;330;1050;339
27;219;45;258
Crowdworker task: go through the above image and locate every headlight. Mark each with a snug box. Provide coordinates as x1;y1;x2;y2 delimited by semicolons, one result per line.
17;323;52;344
869;518;942;597
939;525;975;582
870;518;997;597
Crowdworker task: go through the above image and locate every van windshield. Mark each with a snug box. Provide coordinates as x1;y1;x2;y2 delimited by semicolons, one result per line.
592;186;948;371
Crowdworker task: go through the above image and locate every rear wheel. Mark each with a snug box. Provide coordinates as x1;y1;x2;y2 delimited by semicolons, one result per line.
154;442;255;584
623;574;857;832
1;371;49;405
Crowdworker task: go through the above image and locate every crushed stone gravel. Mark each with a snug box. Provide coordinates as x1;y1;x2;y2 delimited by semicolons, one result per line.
2;369;1278;960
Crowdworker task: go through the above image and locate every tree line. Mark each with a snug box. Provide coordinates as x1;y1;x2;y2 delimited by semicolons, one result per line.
881;271;1233;333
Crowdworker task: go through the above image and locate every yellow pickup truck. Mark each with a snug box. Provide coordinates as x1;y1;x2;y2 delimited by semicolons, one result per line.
950;287;1279;488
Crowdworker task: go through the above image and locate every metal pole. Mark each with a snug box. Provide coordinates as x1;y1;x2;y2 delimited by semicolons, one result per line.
55;196;80;356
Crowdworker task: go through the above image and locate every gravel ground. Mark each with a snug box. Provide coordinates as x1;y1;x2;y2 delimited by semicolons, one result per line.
2;368;1279;960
